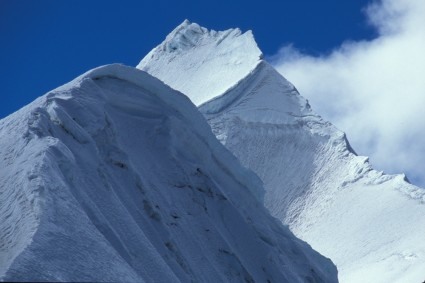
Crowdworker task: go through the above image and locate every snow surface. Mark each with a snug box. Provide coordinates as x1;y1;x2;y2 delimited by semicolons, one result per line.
138;20;262;106
139;20;425;283
0;64;337;282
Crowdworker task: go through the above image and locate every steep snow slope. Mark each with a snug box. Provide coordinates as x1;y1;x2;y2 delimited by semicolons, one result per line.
139;21;425;283
137;20;262;106
0;64;337;282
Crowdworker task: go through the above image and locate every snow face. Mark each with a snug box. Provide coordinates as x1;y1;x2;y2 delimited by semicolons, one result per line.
140;21;425;283
0;64;337;282
137;20;263;106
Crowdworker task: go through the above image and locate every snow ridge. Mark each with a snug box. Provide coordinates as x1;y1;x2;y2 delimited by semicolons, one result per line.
140;21;425;283
138;20;263;106
0;64;337;282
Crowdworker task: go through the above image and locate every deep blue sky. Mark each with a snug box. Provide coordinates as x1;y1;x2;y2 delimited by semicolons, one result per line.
0;0;374;118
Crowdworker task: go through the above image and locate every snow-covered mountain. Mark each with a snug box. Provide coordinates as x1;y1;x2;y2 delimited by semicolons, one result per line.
139;20;425;283
0;64;337;282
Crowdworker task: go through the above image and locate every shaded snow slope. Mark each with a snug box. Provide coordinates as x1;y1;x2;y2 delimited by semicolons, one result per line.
0;64;337;282
140;21;425;283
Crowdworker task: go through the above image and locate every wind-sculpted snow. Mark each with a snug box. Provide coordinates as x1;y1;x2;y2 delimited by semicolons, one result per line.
0;64;337;282
138;20;262;106
140;21;425;283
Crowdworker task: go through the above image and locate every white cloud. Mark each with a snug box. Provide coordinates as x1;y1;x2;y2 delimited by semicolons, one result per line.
271;0;425;186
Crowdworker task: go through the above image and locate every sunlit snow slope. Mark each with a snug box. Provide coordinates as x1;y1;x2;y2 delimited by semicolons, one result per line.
0;64;337;282
137;20;262;106
139;21;425;283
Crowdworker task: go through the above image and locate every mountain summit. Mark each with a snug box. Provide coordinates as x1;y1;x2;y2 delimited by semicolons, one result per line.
139;20;425;283
0;64;337;281
3;19;425;283
138;20;262;106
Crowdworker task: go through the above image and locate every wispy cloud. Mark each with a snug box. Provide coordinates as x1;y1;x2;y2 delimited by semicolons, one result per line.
271;0;425;186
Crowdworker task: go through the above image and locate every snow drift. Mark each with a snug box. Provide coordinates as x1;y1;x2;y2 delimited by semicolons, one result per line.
139;20;425;283
0;64;337;282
